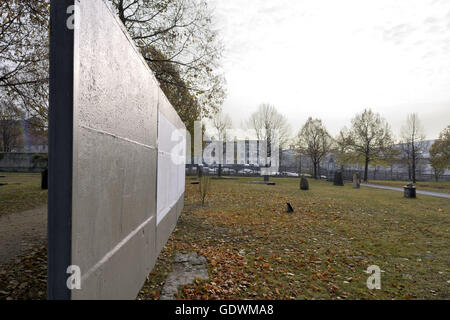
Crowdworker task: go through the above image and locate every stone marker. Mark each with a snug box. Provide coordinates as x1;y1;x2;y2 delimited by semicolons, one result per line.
160;252;209;300
300;177;309;190
333;172;344;186
352;173;360;189
41;169;48;190
404;184;417;198
287;203;294;213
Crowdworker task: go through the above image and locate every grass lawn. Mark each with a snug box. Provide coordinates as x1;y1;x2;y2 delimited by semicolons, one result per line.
139;177;449;300
0;176;448;300
0;172;48;217
368;180;450;194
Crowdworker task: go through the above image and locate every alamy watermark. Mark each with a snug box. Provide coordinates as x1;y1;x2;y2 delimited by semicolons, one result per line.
366;265;382;290
66;265;81;290
66;5;80;30
174;121;281;176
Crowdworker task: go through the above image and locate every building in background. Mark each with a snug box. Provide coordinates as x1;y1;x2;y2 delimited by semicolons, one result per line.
0;119;48;153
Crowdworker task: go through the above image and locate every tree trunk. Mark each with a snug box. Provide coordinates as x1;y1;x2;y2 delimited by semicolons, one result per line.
364;156;369;182
265;135;271;182
263;162;270;182
218;164;222;177
298;157;302;175
117;1;126;24
313;162;318;179
408;157;412;181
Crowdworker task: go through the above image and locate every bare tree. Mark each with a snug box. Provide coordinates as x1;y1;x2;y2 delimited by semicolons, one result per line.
212;111;232;177
0;1;49;125
429;126;450;182
381;146;401;180
248;104;291;181
333;127;352;171
349;109;393;182
249;104;291;147
296;118;332;179
111;0;226;119
399;141;413;180
400;114;428;183
212;111;232;141
0;101;24;152
198;175;211;206
1;1;226;130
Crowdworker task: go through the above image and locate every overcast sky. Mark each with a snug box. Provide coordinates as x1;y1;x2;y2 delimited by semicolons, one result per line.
208;0;450;140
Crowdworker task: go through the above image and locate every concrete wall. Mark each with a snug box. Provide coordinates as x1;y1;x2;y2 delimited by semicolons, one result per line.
0;153;47;172
156;92;186;256
48;0;185;300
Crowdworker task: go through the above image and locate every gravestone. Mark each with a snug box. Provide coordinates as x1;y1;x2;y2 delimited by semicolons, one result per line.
404;184;417;198
300;177;309;190
333;172;344;186
352;173;360;189
41;169;48;190
286;203;294;213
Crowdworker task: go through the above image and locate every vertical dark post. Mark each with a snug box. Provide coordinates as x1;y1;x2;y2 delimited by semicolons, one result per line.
48;0;75;300
41;169;48;190
264;133;271;182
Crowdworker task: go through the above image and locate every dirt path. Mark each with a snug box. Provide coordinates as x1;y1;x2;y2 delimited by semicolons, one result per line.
0;206;47;266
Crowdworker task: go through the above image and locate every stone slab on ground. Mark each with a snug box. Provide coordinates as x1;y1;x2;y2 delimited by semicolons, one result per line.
248;181;276;185
160;252;209;300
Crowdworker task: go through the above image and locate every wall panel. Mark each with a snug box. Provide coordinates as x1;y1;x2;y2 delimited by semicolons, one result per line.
49;0;185;300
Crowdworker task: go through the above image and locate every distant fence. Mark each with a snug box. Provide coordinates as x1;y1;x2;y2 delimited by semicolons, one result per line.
186;164;450;182
338;169;450;182
48;0;185;300
0;153;47;172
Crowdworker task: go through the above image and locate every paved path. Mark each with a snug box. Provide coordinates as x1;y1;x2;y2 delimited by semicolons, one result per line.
0;206;47;266
361;184;450;199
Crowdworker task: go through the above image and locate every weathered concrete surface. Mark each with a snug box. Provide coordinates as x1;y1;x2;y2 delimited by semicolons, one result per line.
49;0;185;300
156;195;184;257
160;253;209;300
361;184;450;199
156;92;186;255
69;0;160;300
